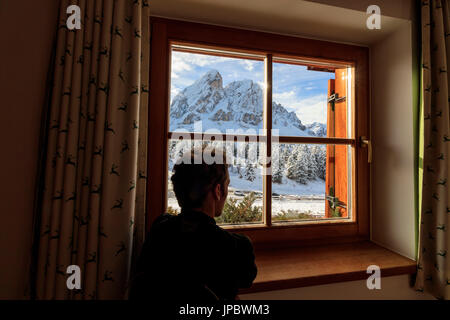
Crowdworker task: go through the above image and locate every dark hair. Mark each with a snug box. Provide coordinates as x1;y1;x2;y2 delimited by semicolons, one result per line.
171;146;228;210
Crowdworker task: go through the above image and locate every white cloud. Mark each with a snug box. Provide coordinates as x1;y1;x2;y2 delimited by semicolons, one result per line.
171;87;180;96
173;51;229;67
294;95;327;124
171;52;231;80
171;51;265;90
170;87;181;103
239;60;255;71
171;76;195;91
171;56;192;73
273;90;296;103
257;81;265;90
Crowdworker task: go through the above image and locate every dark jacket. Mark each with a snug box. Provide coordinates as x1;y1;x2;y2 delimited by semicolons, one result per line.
129;210;257;301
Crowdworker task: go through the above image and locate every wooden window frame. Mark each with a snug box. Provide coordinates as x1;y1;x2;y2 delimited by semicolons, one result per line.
147;17;370;248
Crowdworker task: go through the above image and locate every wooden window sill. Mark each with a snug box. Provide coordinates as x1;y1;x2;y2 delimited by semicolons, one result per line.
239;241;417;294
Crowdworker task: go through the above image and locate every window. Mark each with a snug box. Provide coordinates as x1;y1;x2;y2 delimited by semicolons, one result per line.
148;18;369;246
166;48;265;225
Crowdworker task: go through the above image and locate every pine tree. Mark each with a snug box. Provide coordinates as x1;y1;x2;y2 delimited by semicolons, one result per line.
294;145;309;184
245;162;256;182
312;145;326;180
285;147;299;181
247;143;258;164
272;165;284;184
237;164;243;179
303;145;317;181
272;145;284;184
235;142;246;166
281;144;291;165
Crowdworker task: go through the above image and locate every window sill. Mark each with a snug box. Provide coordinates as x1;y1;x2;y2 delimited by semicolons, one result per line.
239;241;417;294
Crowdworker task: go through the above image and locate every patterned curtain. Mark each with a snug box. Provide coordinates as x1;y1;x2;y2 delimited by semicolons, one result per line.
35;0;149;299
415;0;450;300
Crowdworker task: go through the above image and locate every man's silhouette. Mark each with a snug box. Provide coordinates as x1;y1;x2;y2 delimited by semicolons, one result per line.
129;147;257;301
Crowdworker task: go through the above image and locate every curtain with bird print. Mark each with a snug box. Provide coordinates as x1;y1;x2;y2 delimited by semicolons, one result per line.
415;0;450;300
35;0;149;299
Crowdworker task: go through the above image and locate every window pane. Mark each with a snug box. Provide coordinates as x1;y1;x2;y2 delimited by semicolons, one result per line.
169;48;265;135
272;62;351;138
167;139;264;225
271;143;352;222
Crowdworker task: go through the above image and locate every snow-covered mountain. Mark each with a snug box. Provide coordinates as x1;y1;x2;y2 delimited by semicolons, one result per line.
170;70;326;136
305;122;327;137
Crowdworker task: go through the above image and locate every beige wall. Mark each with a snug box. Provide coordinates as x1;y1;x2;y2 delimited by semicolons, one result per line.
370;23;416;260
0;0;59;299
149;0;413;46
306;0;415;20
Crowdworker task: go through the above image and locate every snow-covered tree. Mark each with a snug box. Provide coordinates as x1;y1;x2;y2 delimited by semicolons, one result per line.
272;165;284;184
285;147;299;181
245;162;256;182
301;145;317;181
237;164;243;179
281;144;291;165
272;144;284;184
285;145;311;184
311;145;326;180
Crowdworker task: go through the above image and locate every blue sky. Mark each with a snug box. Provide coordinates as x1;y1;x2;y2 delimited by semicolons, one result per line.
170;51;334;124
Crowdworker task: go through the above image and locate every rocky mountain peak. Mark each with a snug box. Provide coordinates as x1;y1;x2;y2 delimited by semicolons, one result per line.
196;69;223;89
170;70;326;137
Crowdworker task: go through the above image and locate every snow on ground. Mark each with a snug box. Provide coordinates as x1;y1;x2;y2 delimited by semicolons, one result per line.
167;170;326;217
167;197;325;217
228;167;325;197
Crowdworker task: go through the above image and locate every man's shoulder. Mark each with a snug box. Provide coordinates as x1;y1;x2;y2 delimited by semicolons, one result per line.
207;224;254;253
149;213;175;230
150;212;215;236
149;212;253;248
153;212;178;226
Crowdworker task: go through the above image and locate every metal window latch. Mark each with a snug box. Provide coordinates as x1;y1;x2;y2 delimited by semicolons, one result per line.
360;136;372;163
326;195;347;209
326;187;347;211
327;92;346;111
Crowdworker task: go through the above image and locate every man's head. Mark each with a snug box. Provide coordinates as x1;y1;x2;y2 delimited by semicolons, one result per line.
171;146;230;217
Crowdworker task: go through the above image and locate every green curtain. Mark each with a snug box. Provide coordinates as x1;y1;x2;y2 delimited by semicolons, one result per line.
34;0;149;299
415;0;450;300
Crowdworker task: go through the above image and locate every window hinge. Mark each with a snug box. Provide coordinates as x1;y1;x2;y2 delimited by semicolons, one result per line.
326;187;346;217
360;136;372;163
327;92;346;111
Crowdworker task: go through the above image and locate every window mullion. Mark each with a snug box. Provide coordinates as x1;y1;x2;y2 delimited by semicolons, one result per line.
264;54;273;227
